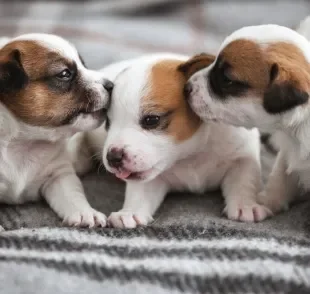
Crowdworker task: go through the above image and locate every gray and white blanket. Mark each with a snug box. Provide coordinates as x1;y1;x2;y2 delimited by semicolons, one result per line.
1;1;310;293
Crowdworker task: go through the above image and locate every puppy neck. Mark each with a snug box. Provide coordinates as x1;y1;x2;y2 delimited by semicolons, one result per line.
0;104;75;146
177;122;211;160
278;110;310;160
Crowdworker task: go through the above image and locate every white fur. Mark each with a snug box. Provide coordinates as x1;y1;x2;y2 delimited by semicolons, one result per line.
296;16;310;41
188;20;310;214
0;34;111;227
0;37;9;48
72;54;271;228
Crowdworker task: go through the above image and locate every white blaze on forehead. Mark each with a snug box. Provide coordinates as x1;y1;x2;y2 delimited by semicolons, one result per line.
11;33;80;63
110;63;150;123
109;54;187;123
219;24;310;62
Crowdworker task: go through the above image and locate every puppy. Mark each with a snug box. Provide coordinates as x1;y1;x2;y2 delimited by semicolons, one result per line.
0;33;113;227
74;53;271;228
186;23;310;214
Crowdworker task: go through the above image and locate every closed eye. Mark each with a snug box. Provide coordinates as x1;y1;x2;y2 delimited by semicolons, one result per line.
209;63;250;99
221;67;250;90
222;69;235;85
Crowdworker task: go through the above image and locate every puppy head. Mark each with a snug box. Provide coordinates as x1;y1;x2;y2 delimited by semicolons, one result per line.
186;25;310;132
103;55;202;182
0;33;113;135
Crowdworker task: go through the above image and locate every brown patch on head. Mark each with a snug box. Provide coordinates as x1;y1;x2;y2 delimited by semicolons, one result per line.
219;39;270;92
178;53;215;80
210;39;310;113
265;42;310;90
262;42;310;113
142;59;202;142
0;40;102;127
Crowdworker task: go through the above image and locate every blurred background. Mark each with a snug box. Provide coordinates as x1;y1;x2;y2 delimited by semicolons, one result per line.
0;0;309;69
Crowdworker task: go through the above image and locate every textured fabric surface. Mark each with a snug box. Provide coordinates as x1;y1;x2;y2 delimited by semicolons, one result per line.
2;225;310;294
1;1;310;293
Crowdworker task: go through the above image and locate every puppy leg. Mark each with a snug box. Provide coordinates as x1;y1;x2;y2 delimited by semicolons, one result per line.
42;166;107;227
67;132;94;176
222;157;272;222
67;125;108;176
108;178;168;229
259;152;299;214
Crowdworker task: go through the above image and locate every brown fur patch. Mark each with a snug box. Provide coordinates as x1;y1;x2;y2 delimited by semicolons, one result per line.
220;39;270;93
265;42;310;91
178;53;215;79
219;39;310;97
0;40;91;127
0;40;71;79
142;59;202;142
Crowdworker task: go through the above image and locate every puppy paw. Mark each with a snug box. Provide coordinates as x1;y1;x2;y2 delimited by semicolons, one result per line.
224;202;273;222
108;210;153;228
63;209;107;228
257;190;289;214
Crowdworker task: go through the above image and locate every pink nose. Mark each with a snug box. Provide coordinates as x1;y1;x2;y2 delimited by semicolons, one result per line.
106;147;124;168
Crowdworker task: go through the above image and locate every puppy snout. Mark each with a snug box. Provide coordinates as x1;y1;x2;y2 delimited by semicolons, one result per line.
103;79;114;95
183;82;193;100
107;147;124;168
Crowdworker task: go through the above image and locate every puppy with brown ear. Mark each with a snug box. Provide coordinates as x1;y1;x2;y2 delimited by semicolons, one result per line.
72;53;272;228
0;34;113;227
185;21;310;215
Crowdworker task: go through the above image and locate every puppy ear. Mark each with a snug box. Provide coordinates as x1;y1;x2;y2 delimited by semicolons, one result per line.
263;63;309;114
0;49;28;94
178;53;215;80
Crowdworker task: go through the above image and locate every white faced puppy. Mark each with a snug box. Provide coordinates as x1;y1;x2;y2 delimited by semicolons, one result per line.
186;24;310;214
0;33;113;227
97;54;270;229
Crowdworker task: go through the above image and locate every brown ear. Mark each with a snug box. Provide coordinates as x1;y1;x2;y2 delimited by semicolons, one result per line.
0;49;28;94
178;53;215;80
263;63;309;114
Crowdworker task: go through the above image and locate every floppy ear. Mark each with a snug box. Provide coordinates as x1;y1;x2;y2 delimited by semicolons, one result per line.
263;63;309;114
178;53;215;80
0;49;28;94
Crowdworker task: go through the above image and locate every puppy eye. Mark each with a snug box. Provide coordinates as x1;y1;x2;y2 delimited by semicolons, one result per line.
141;115;160;130
56;69;72;81
222;70;234;85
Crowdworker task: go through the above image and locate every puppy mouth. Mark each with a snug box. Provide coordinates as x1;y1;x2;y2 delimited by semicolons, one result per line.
113;168;152;181
63;107;107;125
78;107;107;118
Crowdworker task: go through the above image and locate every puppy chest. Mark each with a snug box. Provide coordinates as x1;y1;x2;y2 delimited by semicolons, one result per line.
0;143;55;203
163;155;229;193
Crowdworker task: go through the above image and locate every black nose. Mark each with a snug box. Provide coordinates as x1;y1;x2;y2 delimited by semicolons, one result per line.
107;147;124;168
183;82;193;99
103;80;114;94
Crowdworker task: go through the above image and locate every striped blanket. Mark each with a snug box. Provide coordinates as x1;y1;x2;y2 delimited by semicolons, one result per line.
2;225;310;294
1;1;310;293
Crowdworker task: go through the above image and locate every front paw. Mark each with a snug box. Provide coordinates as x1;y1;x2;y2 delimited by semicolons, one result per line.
63;208;107;228
108;210;153;228
224;201;273;222
257;190;289;214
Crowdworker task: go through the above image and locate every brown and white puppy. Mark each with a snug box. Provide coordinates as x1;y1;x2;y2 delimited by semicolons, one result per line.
186;23;310;214
0;33;113;227
71;53;271;228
